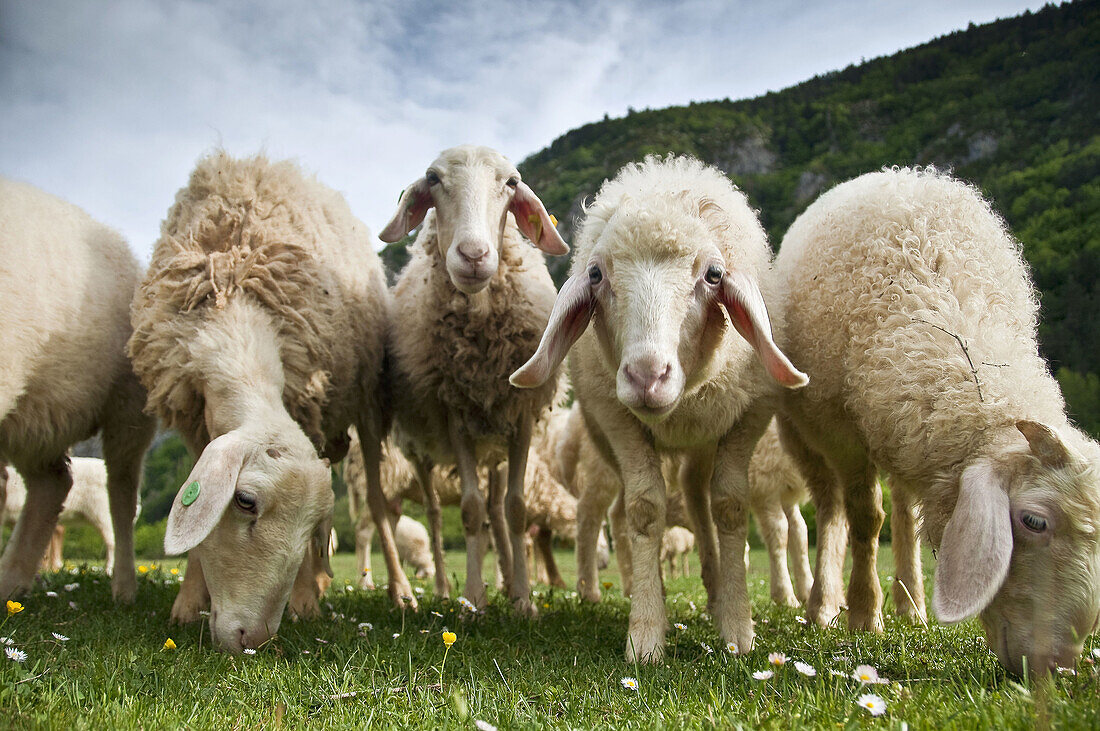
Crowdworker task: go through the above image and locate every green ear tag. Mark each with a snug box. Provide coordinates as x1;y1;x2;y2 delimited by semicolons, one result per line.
181;481;201;506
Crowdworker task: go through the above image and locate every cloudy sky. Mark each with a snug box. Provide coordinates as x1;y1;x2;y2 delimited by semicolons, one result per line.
1;0;1047;262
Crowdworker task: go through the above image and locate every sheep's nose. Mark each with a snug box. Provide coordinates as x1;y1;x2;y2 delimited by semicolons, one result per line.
622;360;672;397
456;239;490;264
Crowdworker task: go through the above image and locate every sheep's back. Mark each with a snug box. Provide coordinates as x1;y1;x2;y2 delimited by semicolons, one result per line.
778;168;1065;480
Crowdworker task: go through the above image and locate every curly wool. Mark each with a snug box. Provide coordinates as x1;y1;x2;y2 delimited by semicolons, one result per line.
777;166;1098;536
390;213;560;458
129;152;388;455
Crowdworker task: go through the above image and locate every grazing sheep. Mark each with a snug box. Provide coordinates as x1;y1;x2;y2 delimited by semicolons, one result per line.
1;457;138;574
661;526;694;579
128;152;405;652
0;179;155;603
512;155;807;661
395;515;434;579
774;167;1100;674
379;145;569;613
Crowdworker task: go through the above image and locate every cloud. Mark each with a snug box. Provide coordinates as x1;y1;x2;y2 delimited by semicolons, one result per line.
0;0;1046;262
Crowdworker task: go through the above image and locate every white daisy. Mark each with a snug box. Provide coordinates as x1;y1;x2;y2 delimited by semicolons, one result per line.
701;642;714;654
0;638;11;646
392;633;400;639
854;664;888;684
620;676;639;690
857;693;887;717
45;591;58;598
474;721;497;731
829;669;848;677
768;652;787;666
51;632;69;642
795;615;807;625
344;585;355;593
1092;648;1100;659
64;583;79;592
752;670;773;680
674;623;687;631
794;661;817;677
726;642;740;654
432;611;444;618
5;647;27;663
358;622;373;631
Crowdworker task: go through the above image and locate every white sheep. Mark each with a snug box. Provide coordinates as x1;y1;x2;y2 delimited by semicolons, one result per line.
774;166;1100;674
379;145;569;614
1;457;139;574
0;179;156;603
661;526;694;579
512;155;807;661
395;515;435;579
128;152;406;652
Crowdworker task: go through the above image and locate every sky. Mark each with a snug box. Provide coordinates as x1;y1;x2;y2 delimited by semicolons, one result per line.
1;0;1050;263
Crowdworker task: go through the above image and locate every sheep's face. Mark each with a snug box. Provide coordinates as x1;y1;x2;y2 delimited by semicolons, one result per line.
164;429;334;653
510;202;807;411
933;421;1100;675
379;145;567;294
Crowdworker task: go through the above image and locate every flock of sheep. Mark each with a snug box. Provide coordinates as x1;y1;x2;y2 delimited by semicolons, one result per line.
0;144;1097;677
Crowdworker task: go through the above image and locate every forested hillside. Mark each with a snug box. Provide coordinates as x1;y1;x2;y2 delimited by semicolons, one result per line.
510;1;1097;436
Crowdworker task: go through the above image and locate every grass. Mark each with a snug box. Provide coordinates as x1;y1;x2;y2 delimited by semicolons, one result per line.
0;547;1097;729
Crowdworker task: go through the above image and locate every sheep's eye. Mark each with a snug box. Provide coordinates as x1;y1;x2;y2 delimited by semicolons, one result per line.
704;264;723;285
588;265;603;285
425;170;441;185
506;176;519;188
234;492;258;514
1021;513;1047;533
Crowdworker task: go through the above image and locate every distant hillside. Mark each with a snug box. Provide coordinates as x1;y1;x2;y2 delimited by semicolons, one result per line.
383;1;1100;436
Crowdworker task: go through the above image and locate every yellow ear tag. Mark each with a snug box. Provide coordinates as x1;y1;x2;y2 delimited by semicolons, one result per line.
550;214;558;228
181;481;201;506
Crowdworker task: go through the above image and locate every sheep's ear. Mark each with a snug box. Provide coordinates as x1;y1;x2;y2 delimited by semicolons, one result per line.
510;182;569;255
1016;420;1070;469
932;461;1013;623
510;269;595;388
379;177;433;243
716;270;808;388
164;432;249;555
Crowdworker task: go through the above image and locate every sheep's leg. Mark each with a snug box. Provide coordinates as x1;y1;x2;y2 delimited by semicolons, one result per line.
681;453;719;613
413;458;450;597
576;473;617;601
450;417;488;609
536;527;566;589
39;525;64;573
0;458;72;598
348;457;375;590
288;541;324;620
778;417;847;627
842;461;884;633
487;464;513;592
711;417;767;657
620;452;667;663
506;420;535;616
170;553;210;623
756;499;799;607
359;415;416;611
785;501;813;606
609;487;632;596
681;552;689;578
889;482;927;624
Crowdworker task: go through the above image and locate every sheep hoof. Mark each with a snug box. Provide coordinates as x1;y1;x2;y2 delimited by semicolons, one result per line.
512;596;538;618
625;628;665;664
358;576;375;591
170;595;208;624
390;582;419;611
848;609;885;634
579;587;601;603
289;596;321;621
771;592;800;608
111;575;137;604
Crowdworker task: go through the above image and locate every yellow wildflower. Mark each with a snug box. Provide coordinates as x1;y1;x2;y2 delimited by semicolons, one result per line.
138;565;149;574
442;631;457;648
163;638;177;650
170;568;179;576
6;601;23;616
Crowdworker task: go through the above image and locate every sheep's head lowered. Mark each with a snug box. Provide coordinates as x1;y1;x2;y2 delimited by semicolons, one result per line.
510;155;806;416
164;424;333;653
379;145;568;294
933;420;1100;675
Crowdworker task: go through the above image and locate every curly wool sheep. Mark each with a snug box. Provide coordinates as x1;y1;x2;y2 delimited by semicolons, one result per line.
379;145;569;613
775;166;1100;675
0;179;155;603
128;152;408;652
512;155;807;662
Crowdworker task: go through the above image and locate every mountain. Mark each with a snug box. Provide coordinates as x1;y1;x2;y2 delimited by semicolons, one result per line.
382;1;1100;436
